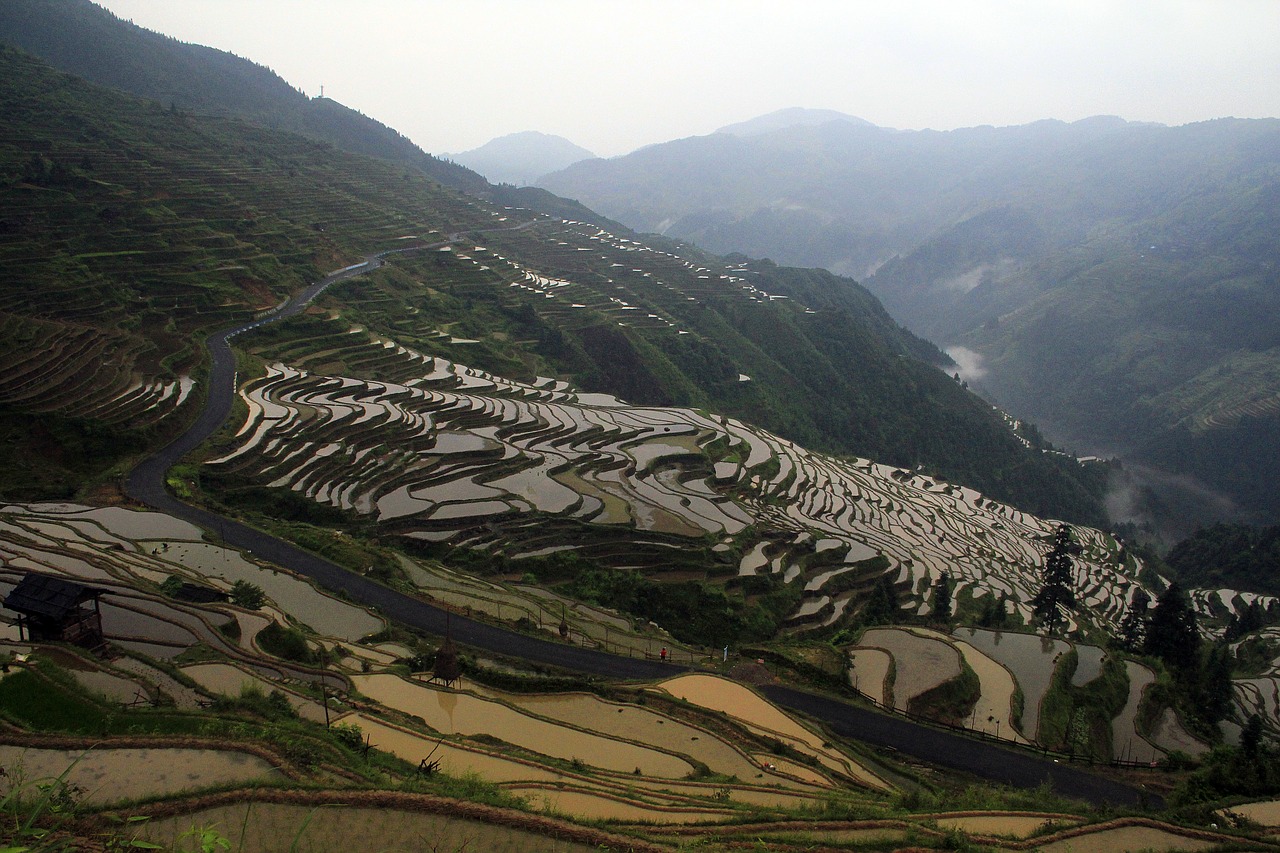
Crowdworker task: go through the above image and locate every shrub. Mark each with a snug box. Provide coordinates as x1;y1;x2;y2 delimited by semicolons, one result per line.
256;621;316;664
229;579;267;610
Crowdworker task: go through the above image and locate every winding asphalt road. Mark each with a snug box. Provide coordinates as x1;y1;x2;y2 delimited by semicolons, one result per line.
121;245;1160;809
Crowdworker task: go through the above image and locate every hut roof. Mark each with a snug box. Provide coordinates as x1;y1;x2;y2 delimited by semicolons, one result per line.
173;583;229;604
3;574;105;621
433;636;462;683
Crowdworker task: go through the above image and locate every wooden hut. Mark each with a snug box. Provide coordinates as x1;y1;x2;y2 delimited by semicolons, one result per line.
3;573;107;654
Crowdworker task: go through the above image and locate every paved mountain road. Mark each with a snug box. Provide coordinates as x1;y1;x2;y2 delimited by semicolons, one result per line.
121;240;1160;809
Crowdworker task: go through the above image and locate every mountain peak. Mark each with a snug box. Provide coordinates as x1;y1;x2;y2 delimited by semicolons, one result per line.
448;131;597;186
716;108;879;137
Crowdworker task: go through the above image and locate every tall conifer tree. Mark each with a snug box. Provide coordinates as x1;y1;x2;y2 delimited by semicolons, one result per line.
1032;525;1076;635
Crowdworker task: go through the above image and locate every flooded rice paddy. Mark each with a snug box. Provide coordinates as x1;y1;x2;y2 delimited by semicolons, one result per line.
847;647;891;704
183;663;327;722
953;628;1069;741
1113;661;1162;764
934;813;1075;838
860;628;960;711
655;674;888;790
1224;798;1280;826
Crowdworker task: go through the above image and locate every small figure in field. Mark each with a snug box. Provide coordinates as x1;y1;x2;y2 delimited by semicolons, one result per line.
660;647;667;662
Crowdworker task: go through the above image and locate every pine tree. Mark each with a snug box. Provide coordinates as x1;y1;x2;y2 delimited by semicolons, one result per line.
862;574;900;625
1199;642;1234;724
1032;525;1076;635
1118;588;1151;651
1145;581;1200;672
929;571;952;623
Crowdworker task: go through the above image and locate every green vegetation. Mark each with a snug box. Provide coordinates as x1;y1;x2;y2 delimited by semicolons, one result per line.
0;662;203;737
1037;653;1130;761
229;580;266;610
1166;523;1280;597
563;565;799;647
1173;716;1280;813
858;573;902;626
256;622;317;665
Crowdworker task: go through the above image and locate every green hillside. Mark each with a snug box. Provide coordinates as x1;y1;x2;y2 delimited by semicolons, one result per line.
0;0;617;227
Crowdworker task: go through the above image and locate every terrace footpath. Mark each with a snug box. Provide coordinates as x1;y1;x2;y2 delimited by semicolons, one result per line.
122;239;1160;809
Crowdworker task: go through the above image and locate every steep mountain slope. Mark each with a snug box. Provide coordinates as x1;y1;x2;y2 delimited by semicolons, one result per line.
0;0;615;228
539;114;1280;523
0;0;484;191
448;131;597;186
0;45;1105;526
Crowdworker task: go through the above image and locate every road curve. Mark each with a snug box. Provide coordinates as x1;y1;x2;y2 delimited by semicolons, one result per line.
121;247;1160;809
761;685;1160;809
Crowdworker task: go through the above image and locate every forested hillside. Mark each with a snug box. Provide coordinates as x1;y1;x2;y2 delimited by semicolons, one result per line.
1166;524;1280;596
0;0;615;226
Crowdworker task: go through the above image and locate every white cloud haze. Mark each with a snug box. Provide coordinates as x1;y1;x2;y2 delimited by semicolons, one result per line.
945;346;988;382
97;0;1280;157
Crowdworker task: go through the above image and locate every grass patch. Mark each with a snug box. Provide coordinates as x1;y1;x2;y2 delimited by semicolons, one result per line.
1038;651;1130;760
1037;648;1079;749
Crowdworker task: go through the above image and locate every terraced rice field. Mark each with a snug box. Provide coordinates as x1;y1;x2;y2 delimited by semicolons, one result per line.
953;628;1069;741
847;627;1028;742
133;802;609;853
0;745;280;803
336;705;838;824
655;673;890;790
334;712;566;783
858;627;961;711
1148;708;1210;757
492;689;794;785
951;639;1028;743
1071;643;1105;686
182;662;328;722
1234;676;1280;739
1113;661;1163;764
353;674;696;778
847;647;891;704
1035;823;1224;853
933;812;1078;838
0;503;385;676
1224;798;1280;826
208;321;1144;629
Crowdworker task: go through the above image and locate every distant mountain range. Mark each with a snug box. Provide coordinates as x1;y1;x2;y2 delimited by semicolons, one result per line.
446;131;596;186
538;111;1280;531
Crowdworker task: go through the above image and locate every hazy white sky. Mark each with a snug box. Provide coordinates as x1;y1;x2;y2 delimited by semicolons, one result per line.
97;0;1280;157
